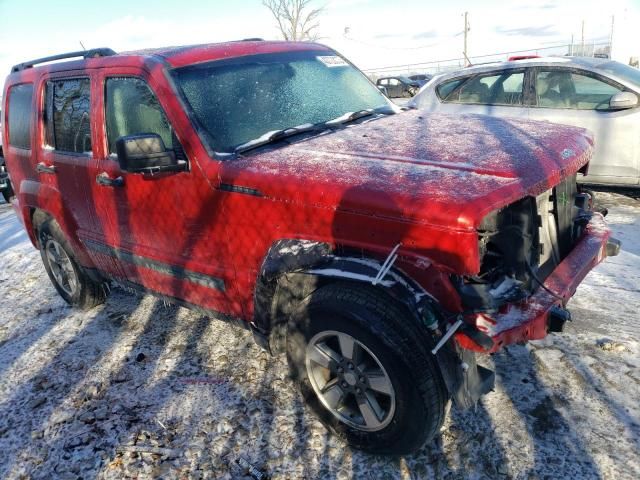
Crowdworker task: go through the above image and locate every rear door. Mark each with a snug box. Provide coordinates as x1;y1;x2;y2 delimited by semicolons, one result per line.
37;73;121;274
528;67;639;185
432;68;530;120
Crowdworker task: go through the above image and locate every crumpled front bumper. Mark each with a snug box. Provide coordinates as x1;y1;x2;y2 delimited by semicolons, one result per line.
455;213;619;353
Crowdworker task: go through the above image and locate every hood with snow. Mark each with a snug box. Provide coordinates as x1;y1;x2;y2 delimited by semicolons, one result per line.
221;110;593;232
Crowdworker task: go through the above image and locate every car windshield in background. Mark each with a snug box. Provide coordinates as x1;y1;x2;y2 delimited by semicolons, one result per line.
596;61;640;89
172;50;390;154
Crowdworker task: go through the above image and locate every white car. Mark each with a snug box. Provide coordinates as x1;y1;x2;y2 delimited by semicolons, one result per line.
410;57;640;187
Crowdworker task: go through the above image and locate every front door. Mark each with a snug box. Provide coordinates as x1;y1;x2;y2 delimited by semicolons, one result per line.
528;68;640;185
91;70;237;315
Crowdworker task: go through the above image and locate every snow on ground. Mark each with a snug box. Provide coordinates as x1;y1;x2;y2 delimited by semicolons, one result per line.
0;192;638;480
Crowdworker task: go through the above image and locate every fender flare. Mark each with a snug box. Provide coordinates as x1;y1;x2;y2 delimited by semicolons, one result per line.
21;180;95;268
252;239;442;351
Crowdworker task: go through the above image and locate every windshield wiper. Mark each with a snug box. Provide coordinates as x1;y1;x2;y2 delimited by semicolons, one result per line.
234;124;325;154
324;106;397;127
233;107;396;155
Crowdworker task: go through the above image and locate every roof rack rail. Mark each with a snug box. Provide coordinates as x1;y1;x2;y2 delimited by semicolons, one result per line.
239;38;264;42
11;48;117;73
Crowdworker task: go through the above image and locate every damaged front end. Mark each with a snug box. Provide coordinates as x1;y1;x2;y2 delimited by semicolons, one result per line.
450;174;619;353
454;174;589;311
429;174;621;409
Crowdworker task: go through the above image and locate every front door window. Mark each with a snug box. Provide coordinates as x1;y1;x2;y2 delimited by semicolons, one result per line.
535;70;623;110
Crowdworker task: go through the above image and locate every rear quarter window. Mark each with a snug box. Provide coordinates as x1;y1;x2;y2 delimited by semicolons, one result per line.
436;78;464;100
7;83;34;149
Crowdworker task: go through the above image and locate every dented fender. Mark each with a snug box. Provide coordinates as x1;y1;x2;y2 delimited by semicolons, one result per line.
252;238;442;351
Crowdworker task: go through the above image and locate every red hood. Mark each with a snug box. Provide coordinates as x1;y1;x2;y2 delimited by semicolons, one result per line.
221;110;593;231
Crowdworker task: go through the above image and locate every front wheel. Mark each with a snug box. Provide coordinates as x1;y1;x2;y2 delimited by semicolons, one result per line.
287;282;447;455
34;213;106;309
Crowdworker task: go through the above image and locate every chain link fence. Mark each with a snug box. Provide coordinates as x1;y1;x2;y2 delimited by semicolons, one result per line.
363;42;612;81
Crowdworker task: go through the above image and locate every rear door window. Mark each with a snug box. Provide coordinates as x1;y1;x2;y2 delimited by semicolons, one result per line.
442;71;525;106
535;70;623;110
105;77;173;155
44;78;92;154
8;83;34;149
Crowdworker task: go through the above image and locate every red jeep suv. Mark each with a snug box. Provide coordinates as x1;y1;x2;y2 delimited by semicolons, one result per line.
1;41;619;454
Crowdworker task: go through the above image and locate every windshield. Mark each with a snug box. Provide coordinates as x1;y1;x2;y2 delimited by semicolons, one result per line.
172;50;391;154
596;61;640;89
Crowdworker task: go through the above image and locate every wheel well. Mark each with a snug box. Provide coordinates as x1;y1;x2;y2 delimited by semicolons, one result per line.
28;207;97;272
31;208;49;247
253;239;442;354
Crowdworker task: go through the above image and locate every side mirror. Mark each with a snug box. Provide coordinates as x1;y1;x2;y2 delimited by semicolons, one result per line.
609;91;638;110
116;133;183;174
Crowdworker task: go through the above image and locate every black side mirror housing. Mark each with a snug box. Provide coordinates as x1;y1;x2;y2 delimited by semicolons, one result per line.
116;133;184;174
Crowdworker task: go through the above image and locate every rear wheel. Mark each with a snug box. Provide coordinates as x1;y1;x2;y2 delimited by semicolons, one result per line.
1;183;13;203
34;213;106;309
287;282;447;455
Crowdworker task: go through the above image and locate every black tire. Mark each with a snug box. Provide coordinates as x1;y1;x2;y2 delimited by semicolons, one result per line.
287;282;447;455
34;212;106;310
1;183;13;203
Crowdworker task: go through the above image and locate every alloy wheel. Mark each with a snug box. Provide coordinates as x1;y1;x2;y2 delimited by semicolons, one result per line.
305;330;396;431
45;238;77;296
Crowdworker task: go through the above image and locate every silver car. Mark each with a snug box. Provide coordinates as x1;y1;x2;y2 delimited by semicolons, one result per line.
410;57;640;187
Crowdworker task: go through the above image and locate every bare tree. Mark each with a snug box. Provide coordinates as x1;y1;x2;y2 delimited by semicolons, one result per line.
263;0;322;41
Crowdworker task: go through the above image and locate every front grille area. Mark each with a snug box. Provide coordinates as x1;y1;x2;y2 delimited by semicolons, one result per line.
455;174;590;311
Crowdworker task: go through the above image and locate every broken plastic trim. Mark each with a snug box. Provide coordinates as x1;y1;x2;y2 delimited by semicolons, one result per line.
372;242;401;286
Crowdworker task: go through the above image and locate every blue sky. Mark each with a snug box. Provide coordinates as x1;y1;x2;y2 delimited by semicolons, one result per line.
0;0;638;77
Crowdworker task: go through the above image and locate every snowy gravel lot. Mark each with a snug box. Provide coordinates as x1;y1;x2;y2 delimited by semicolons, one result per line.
0;191;639;480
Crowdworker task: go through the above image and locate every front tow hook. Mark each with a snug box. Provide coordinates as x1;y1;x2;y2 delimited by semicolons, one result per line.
606;238;621;257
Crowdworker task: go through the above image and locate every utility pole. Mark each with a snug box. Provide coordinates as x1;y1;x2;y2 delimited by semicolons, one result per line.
570;34;574;55
463;12;470;66
609;15;614;59
581;20;585;57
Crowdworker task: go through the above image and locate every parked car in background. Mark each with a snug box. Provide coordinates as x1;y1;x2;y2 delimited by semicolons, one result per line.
408;73;433;86
0;107;13;203
376;76;421;97
410;57;640;187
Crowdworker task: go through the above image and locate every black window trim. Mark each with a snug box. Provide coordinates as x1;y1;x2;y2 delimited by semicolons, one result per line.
44;76;93;157
7;82;35;151
436;67;529;108
530;66;636;111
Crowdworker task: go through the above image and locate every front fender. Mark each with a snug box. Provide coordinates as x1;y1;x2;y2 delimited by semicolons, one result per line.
252;239;442;351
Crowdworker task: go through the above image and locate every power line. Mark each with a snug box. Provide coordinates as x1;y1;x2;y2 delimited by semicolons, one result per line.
361;39;610;73
341;30;463;51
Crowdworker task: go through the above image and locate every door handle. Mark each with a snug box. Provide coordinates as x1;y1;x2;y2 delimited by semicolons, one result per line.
36;162;56;174
96;172;124;187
